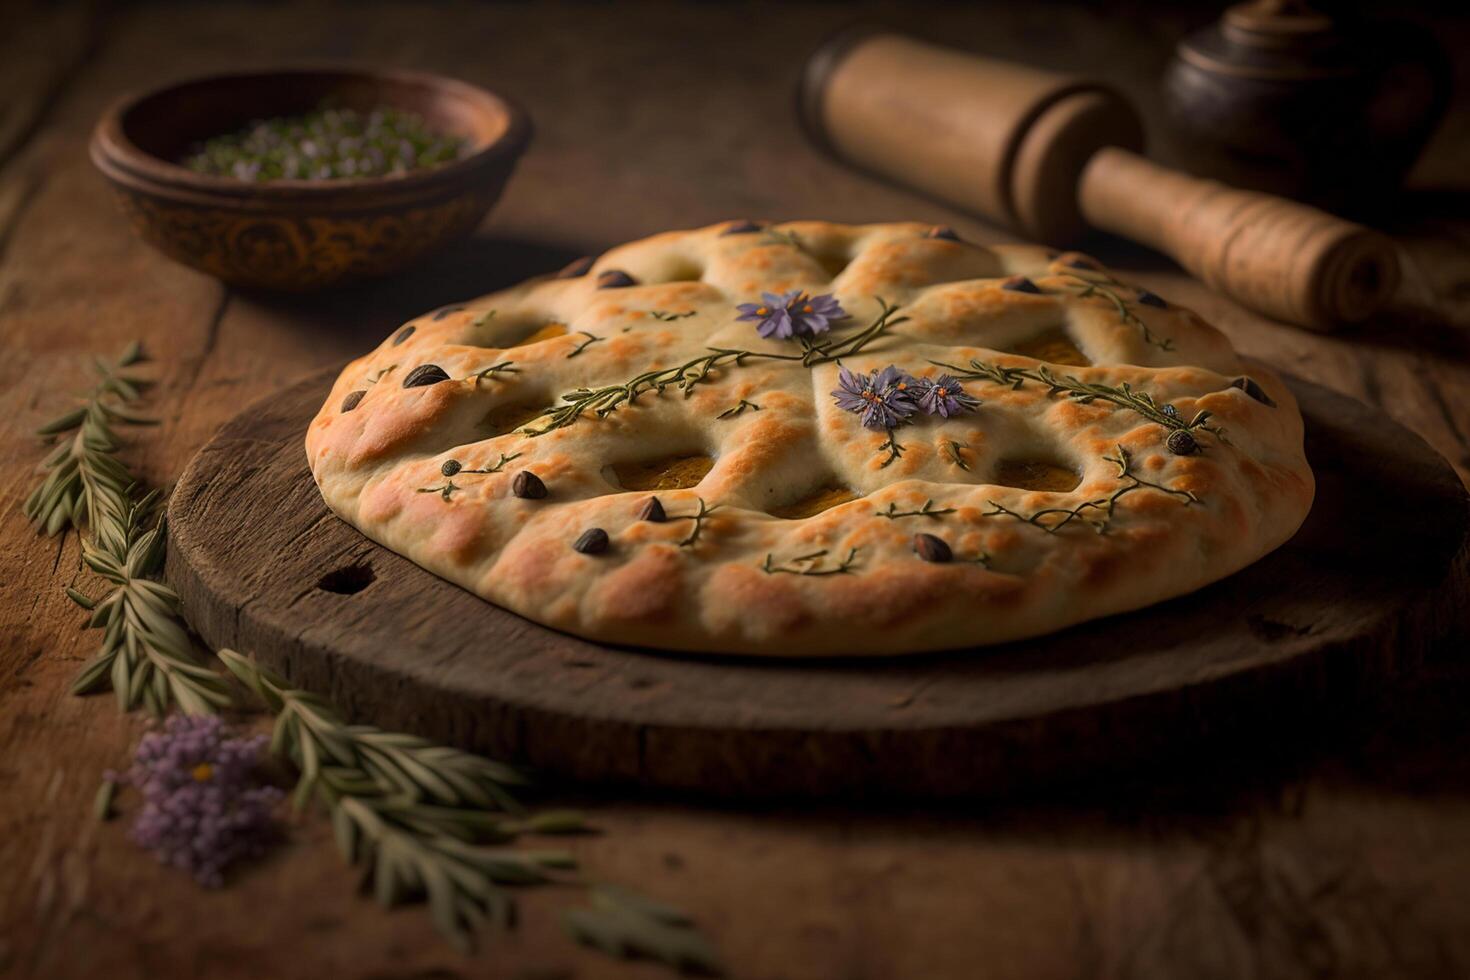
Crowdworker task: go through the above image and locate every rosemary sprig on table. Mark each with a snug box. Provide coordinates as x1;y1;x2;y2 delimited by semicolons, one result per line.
1058;272;1174;351
932;358;1228;446
983;445;1198;535
28;343;721;972
220;649;722;965
523;298;908;436
23;341;153;536
564;885;725;975
220;649;595;950
66;489;233;716
226;639;720;966
23;342;228;715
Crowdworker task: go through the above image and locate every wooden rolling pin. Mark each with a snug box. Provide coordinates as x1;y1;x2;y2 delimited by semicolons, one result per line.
799;30;1399;331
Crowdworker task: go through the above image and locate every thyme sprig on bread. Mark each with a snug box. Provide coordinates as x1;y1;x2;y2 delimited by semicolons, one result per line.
932;358;1229;450
522;297;909;436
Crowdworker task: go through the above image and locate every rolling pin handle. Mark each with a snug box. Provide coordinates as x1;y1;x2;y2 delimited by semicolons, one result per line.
800;30;1399;331
1078;147;1400;330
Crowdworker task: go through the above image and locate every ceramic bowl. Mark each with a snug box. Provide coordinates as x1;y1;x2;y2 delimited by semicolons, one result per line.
90;67;531;291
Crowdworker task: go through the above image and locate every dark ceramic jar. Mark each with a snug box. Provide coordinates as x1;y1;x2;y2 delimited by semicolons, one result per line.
1163;0;1449;217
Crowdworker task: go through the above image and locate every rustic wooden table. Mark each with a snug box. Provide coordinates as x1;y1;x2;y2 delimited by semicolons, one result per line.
3;3;1468;979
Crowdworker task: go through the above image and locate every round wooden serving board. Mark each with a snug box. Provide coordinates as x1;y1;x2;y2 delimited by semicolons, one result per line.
167;367;1469;799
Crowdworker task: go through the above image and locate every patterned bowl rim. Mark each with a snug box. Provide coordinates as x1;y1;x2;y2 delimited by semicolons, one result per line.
89;65;532;209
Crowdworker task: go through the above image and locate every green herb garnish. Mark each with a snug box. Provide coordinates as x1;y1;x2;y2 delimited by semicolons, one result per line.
26;343;720;970
716;399;761;419
564;884;725;975
466;361;517;386
672;497;721;547
23;341;152;536
1058;272;1174;351
983;445;1198;535
219;650;580;951
932;359;1227;447
566;331;604;359
875;499;955;521
183;103;466;182
524;298;907;436
760;547;861;576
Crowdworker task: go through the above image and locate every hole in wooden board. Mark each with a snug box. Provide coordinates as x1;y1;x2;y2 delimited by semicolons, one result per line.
318;564;375;595
610;454;714;491
1008;329;1091;366
992;459;1081;493
769;486;860;519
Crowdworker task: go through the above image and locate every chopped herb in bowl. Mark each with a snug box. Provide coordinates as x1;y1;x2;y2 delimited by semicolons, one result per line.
182;104;467;182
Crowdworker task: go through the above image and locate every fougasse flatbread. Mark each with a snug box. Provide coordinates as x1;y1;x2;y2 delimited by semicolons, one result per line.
306;220;1313;655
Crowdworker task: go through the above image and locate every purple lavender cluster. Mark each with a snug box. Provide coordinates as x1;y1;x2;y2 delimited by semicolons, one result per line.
736;290;846;340
832;366;980;430
115;715;282;887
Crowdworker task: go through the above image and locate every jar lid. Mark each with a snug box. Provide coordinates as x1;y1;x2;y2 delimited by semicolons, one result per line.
1177;0;1363;81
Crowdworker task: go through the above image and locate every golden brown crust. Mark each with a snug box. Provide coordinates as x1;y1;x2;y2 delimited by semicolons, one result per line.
307;220;1314;655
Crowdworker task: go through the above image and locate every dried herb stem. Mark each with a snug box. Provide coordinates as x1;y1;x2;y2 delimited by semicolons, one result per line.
761;547;861;576
23;341;153;537
716;399;761;419
219;649;595;951
418;481;462;501
564;884;725;975
876;499;955;521
877;427;906;468
566;331;604;359
983;445;1199;535
468;452;520;474
943;439;971;471
759;229;804;249
524;298;908;436
1059;273;1173;351
66;488;234;716
29;344;719;972
23;342;229;717
671;497;722;547
467;361;518;385
932;358;1227;446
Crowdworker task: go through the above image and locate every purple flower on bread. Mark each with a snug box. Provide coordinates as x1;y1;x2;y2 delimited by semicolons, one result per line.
737;291;845;340
832;364;917;430
911;374;981;418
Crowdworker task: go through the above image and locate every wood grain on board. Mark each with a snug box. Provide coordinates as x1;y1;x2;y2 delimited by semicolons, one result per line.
166;370;1469;798
2;3;1469;979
